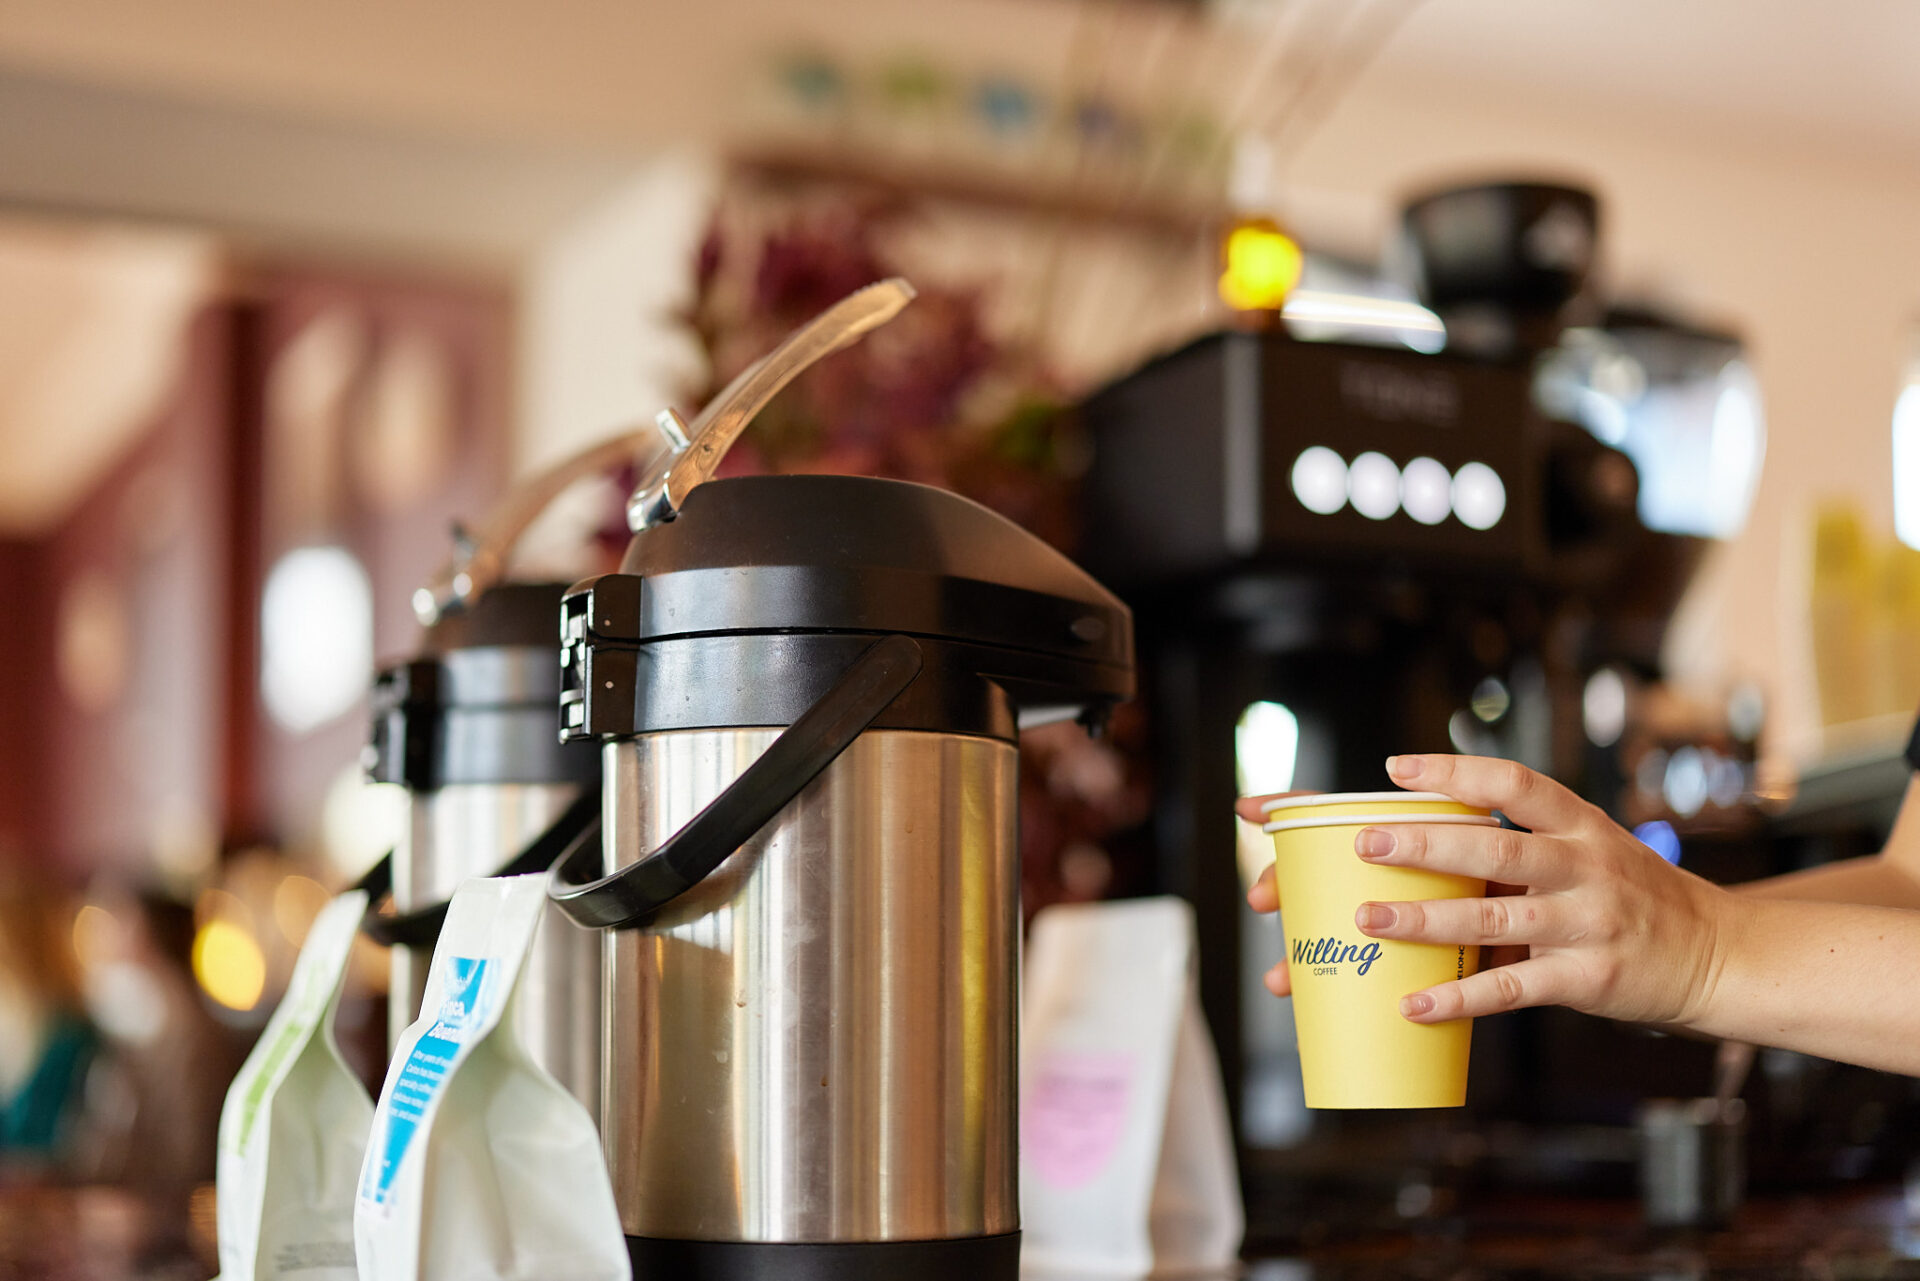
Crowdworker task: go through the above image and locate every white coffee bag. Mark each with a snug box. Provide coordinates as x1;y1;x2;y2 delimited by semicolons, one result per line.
216;889;372;1281
1020;896;1243;1276
354;874;627;1281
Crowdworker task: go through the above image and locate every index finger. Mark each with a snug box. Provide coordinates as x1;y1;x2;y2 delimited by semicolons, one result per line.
1385;754;1597;835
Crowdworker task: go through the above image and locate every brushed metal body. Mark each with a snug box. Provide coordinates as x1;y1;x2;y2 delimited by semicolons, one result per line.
602;728;1018;1242
392;782;602;1121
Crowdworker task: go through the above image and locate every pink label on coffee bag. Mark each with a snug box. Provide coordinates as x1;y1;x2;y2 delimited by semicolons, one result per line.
1023;1051;1135;1188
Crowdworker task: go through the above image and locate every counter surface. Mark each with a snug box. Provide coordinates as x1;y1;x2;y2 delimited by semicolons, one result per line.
4;1182;1918;1279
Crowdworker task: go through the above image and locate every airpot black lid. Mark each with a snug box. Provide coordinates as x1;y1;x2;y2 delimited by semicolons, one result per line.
418;580;573;653
369;580;597;790
623;476;1126;656
583;475;1133;715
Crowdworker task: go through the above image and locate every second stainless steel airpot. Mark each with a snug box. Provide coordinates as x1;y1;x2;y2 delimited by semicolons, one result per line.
357;381;713;1115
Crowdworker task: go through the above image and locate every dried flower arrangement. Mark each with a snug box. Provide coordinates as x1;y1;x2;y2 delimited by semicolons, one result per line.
675;189;1086;550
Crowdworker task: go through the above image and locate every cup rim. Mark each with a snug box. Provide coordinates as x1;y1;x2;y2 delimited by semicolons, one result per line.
1260;791;1467;815
1263;811;1503;834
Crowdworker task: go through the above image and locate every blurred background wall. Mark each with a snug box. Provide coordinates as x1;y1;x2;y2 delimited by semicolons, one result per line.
4;0;1914;760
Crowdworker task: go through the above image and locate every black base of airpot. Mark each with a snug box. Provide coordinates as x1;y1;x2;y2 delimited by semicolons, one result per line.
624;1231;1020;1281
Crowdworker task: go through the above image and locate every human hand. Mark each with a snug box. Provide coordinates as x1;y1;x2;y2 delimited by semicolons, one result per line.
1235;788;1529;1000
1355;754;1730;1027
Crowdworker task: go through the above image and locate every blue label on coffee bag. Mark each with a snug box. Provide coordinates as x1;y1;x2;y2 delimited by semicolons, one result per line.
360;957;493;1212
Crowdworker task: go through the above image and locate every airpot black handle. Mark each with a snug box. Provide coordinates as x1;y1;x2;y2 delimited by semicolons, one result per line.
352;786;602;948
548;634;923;930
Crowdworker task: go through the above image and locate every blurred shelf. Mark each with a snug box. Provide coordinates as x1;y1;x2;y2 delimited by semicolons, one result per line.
729;142;1228;238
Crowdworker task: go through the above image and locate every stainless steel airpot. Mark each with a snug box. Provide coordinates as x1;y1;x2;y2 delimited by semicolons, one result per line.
546;280;1136;1280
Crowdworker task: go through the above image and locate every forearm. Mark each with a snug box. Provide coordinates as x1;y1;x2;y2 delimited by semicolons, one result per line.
1693;894;1920;1075
1737;855;1920;909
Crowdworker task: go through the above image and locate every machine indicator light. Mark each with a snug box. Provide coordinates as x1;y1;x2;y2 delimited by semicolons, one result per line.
1291;446;1348;515
1348;451;1400;521
1400;456;1452;525
1452;462;1506;530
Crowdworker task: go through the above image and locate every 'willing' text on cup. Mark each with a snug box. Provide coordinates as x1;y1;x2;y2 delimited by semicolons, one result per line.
1292;937;1382;976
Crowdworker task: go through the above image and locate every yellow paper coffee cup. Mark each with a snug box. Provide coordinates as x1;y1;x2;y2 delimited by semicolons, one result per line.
1263;793;1494;1109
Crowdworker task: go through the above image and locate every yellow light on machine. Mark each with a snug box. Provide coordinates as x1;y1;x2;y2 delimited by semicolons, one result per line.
1219;218;1303;312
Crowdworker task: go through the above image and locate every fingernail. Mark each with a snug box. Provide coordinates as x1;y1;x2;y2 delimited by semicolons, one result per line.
1264;966;1288;995
1400;992;1435;1018
1356;902;1394;931
1386;755;1421;781
1355;827;1395;859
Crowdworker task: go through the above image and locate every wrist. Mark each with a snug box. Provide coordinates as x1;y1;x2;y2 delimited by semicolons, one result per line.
1677;880;1741;1031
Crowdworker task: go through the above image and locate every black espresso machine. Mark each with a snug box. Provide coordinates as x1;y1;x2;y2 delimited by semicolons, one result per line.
1081;182;1743;1229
